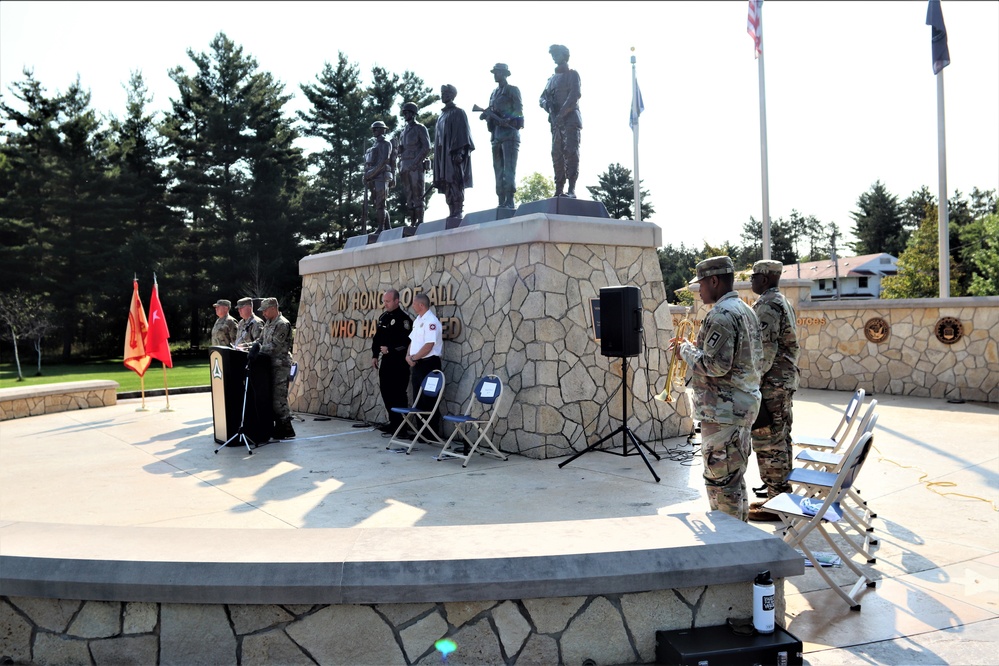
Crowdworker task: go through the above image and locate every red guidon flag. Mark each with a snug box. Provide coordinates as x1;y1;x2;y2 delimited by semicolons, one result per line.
123;278;151;376
145;275;173;368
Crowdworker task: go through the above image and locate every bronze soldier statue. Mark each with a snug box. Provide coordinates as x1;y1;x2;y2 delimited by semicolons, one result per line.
364;120;394;233
475;63;523;209
433;84;474;220
539;44;581;198
396;102;431;227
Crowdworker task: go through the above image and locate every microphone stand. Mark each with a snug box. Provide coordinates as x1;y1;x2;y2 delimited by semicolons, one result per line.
216;345;259;455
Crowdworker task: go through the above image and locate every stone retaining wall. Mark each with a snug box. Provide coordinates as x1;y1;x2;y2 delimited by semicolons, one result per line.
1;582;777;665
683;283;999;403
291;214;694;459
0;380;118;421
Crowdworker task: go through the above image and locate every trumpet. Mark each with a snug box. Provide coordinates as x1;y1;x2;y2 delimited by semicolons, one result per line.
655;313;696;403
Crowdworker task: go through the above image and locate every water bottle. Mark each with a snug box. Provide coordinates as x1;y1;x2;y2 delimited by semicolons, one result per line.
753;570;775;634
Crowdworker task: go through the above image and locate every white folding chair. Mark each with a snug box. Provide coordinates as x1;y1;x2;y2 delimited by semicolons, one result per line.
763;430;878;611
795;398;878;471
387;369;446;454
794;387;865;452
788;405;880;561
437;375;508;467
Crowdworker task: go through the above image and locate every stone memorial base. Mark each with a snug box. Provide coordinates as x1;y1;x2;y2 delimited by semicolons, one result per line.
291;209;694;458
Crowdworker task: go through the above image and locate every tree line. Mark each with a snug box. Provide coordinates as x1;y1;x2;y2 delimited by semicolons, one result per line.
651;180;998;303
1;33;442;361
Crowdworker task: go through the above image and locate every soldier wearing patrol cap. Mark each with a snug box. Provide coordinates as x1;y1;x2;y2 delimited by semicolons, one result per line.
233;297;264;348
258;297;295;440
397;102;431;227
211;299;238;347
748;259;800;521
669;255;763;521
364;120;395;233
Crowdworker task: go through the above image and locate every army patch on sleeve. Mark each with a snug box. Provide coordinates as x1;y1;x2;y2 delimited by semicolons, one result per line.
703;326;729;352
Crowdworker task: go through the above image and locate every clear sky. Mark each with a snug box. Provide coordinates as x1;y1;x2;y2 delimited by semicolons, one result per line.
2;1;997;251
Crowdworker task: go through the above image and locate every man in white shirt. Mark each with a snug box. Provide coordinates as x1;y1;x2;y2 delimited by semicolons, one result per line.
407;293;444;435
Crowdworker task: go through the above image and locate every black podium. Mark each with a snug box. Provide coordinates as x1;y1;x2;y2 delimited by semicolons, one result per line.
209;346;273;446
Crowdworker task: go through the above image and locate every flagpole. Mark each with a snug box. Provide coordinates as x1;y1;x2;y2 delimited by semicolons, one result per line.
757;18;772;260
138;375;148;411
631;51;641;222
936;68;949;298
161;362;173;412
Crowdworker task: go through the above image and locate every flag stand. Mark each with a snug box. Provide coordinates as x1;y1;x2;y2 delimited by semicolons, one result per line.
136;375;149;412
160;363;174;412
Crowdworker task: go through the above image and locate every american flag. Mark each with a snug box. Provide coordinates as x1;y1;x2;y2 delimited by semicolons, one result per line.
748;0;763;58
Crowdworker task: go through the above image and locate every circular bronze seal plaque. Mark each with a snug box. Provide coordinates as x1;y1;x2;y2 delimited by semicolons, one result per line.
935;317;964;345
864;317;890;343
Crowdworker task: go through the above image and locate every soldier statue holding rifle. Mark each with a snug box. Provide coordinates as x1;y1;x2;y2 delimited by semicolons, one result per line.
474;63;524;209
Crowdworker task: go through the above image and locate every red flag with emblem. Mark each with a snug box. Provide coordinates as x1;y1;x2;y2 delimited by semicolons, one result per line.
123;278;151;376
145;275;173;368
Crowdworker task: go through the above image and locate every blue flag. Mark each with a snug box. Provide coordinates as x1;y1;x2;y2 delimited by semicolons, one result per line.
630;79;644;129
926;0;950;75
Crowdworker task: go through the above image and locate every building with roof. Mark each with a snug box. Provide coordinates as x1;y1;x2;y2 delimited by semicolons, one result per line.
781;253;897;300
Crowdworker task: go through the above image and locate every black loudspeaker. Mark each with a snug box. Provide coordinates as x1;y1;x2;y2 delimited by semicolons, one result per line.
600;285;642;357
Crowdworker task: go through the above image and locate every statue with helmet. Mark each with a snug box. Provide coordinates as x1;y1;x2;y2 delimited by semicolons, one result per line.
364;120;395;233
395;102;432;227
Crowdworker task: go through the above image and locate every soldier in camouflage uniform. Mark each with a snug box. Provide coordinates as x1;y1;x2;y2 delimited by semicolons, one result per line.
258;297;295;440
210;299;238;347
748;260;800;521
233;297;264;348
673;256;763;522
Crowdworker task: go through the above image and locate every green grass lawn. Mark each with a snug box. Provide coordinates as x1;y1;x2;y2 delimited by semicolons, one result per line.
0;356;211;392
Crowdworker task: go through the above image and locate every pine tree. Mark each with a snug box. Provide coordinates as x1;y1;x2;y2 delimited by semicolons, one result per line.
298;53;368;249
585;163;654;220
163;32;304;344
849;181;905;256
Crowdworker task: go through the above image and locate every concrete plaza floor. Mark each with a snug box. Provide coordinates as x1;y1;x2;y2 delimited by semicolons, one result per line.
1;387;996;665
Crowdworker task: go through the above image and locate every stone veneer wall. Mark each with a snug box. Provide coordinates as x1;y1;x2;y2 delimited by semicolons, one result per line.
291;214;694;459
685;281;998;403
0;381;118;421
1;582;777;665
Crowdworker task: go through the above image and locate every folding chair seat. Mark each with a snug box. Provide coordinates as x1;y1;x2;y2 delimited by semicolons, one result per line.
794;388;865;452
794;398;878;472
763;430;878;611
387;369;446;454
437;375;509;467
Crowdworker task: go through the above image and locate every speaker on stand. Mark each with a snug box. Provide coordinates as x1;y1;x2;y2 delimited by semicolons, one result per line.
560;285;662;481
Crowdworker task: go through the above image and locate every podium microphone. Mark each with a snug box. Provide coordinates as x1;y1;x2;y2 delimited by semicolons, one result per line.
248;342;261;360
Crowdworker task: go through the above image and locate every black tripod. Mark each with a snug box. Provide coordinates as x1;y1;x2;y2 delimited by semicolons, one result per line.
216;350;258;455
559;359;662;482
